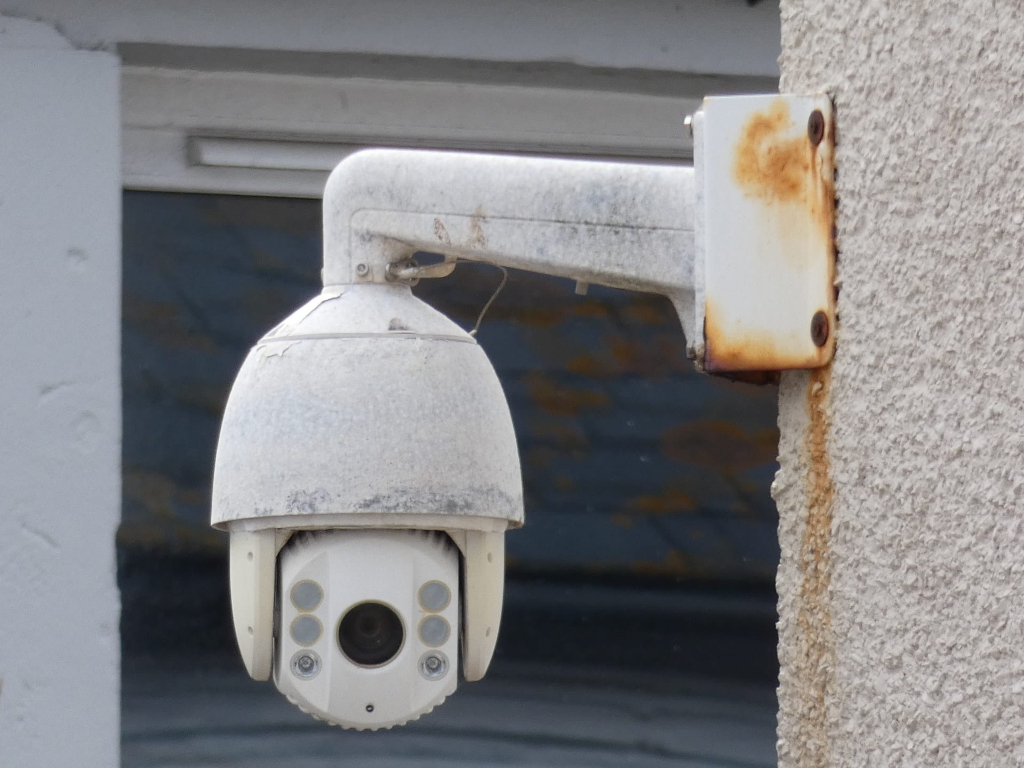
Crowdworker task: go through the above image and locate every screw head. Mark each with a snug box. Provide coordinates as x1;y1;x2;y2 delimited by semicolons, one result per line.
419;651;449;680
355;262;369;277
290;650;322;679
807;110;825;147
810;311;830;347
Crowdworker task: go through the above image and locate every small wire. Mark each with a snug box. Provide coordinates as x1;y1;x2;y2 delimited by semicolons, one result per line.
469;265;508;337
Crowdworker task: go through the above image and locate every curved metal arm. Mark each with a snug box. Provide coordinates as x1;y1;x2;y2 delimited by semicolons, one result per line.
322;149;699;348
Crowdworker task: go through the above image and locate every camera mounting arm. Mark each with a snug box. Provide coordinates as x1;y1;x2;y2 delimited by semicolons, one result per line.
324;149;699;350
323;94;837;375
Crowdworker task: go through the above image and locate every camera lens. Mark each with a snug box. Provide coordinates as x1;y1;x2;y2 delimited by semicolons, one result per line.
338;602;404;666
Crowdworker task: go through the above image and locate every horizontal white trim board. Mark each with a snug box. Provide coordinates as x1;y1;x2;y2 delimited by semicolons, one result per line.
3;0;781;78
122;66;702;198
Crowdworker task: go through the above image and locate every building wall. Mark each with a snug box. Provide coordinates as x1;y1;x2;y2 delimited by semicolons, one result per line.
774;1;1024;765
0;17;121;768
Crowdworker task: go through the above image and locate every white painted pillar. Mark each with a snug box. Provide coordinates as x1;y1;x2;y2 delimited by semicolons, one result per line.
774;1;1024;765
0;16;121;767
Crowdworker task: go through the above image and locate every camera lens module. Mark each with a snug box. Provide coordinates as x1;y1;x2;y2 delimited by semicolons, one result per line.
338;601;404;666
267;530;468;728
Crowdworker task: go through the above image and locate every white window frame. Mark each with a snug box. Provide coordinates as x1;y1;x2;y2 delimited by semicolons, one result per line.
122;65;706;198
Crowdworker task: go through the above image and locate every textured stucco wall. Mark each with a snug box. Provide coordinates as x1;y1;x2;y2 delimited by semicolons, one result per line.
0;16;121;767
774;1;1024;765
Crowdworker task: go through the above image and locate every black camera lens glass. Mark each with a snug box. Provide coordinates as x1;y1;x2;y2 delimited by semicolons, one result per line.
338;602;404;666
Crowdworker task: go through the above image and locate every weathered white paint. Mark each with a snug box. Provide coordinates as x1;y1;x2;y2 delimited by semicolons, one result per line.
0;16;121;768
319;150;695;299
774;1;1024;765
212;283;524;533
1;0;781;77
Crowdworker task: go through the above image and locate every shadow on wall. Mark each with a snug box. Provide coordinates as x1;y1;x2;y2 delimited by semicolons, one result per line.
119;191;780;678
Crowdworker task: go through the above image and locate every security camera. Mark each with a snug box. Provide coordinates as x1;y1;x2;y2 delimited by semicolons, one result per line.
212;273;517;731
212;96;836;729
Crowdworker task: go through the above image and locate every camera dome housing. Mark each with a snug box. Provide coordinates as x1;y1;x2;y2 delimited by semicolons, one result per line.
213;281;520;699
212;281;522;532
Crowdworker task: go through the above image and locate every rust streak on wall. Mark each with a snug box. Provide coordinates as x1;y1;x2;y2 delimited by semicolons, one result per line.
793;366;836;766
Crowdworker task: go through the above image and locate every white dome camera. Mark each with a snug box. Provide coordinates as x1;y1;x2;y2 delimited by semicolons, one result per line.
211;267;520;730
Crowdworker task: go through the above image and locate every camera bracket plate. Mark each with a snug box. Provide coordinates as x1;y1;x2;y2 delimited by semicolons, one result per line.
693;94;837;374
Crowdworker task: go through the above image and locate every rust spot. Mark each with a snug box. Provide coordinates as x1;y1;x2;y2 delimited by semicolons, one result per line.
513;307;566;328
523;423;587;471
732;100;809;204
733;99;819;206
703;297;784;373
610;513;634;529
433;218;451;246
468;206;488;249
629;549;694;578
760;97;833;246
566;335;688;378
552;475;577;492
565;354;607;377
662;419;779;473
522;371;609;418
622;302;670;325
571;301;612;320
810;311;830;347
704;298;831;377
706;98;837;375
627;488;696;515
795;366;836;764
122;298;219;353
528;419;589;451
807;109;825;147
606;336;687;378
